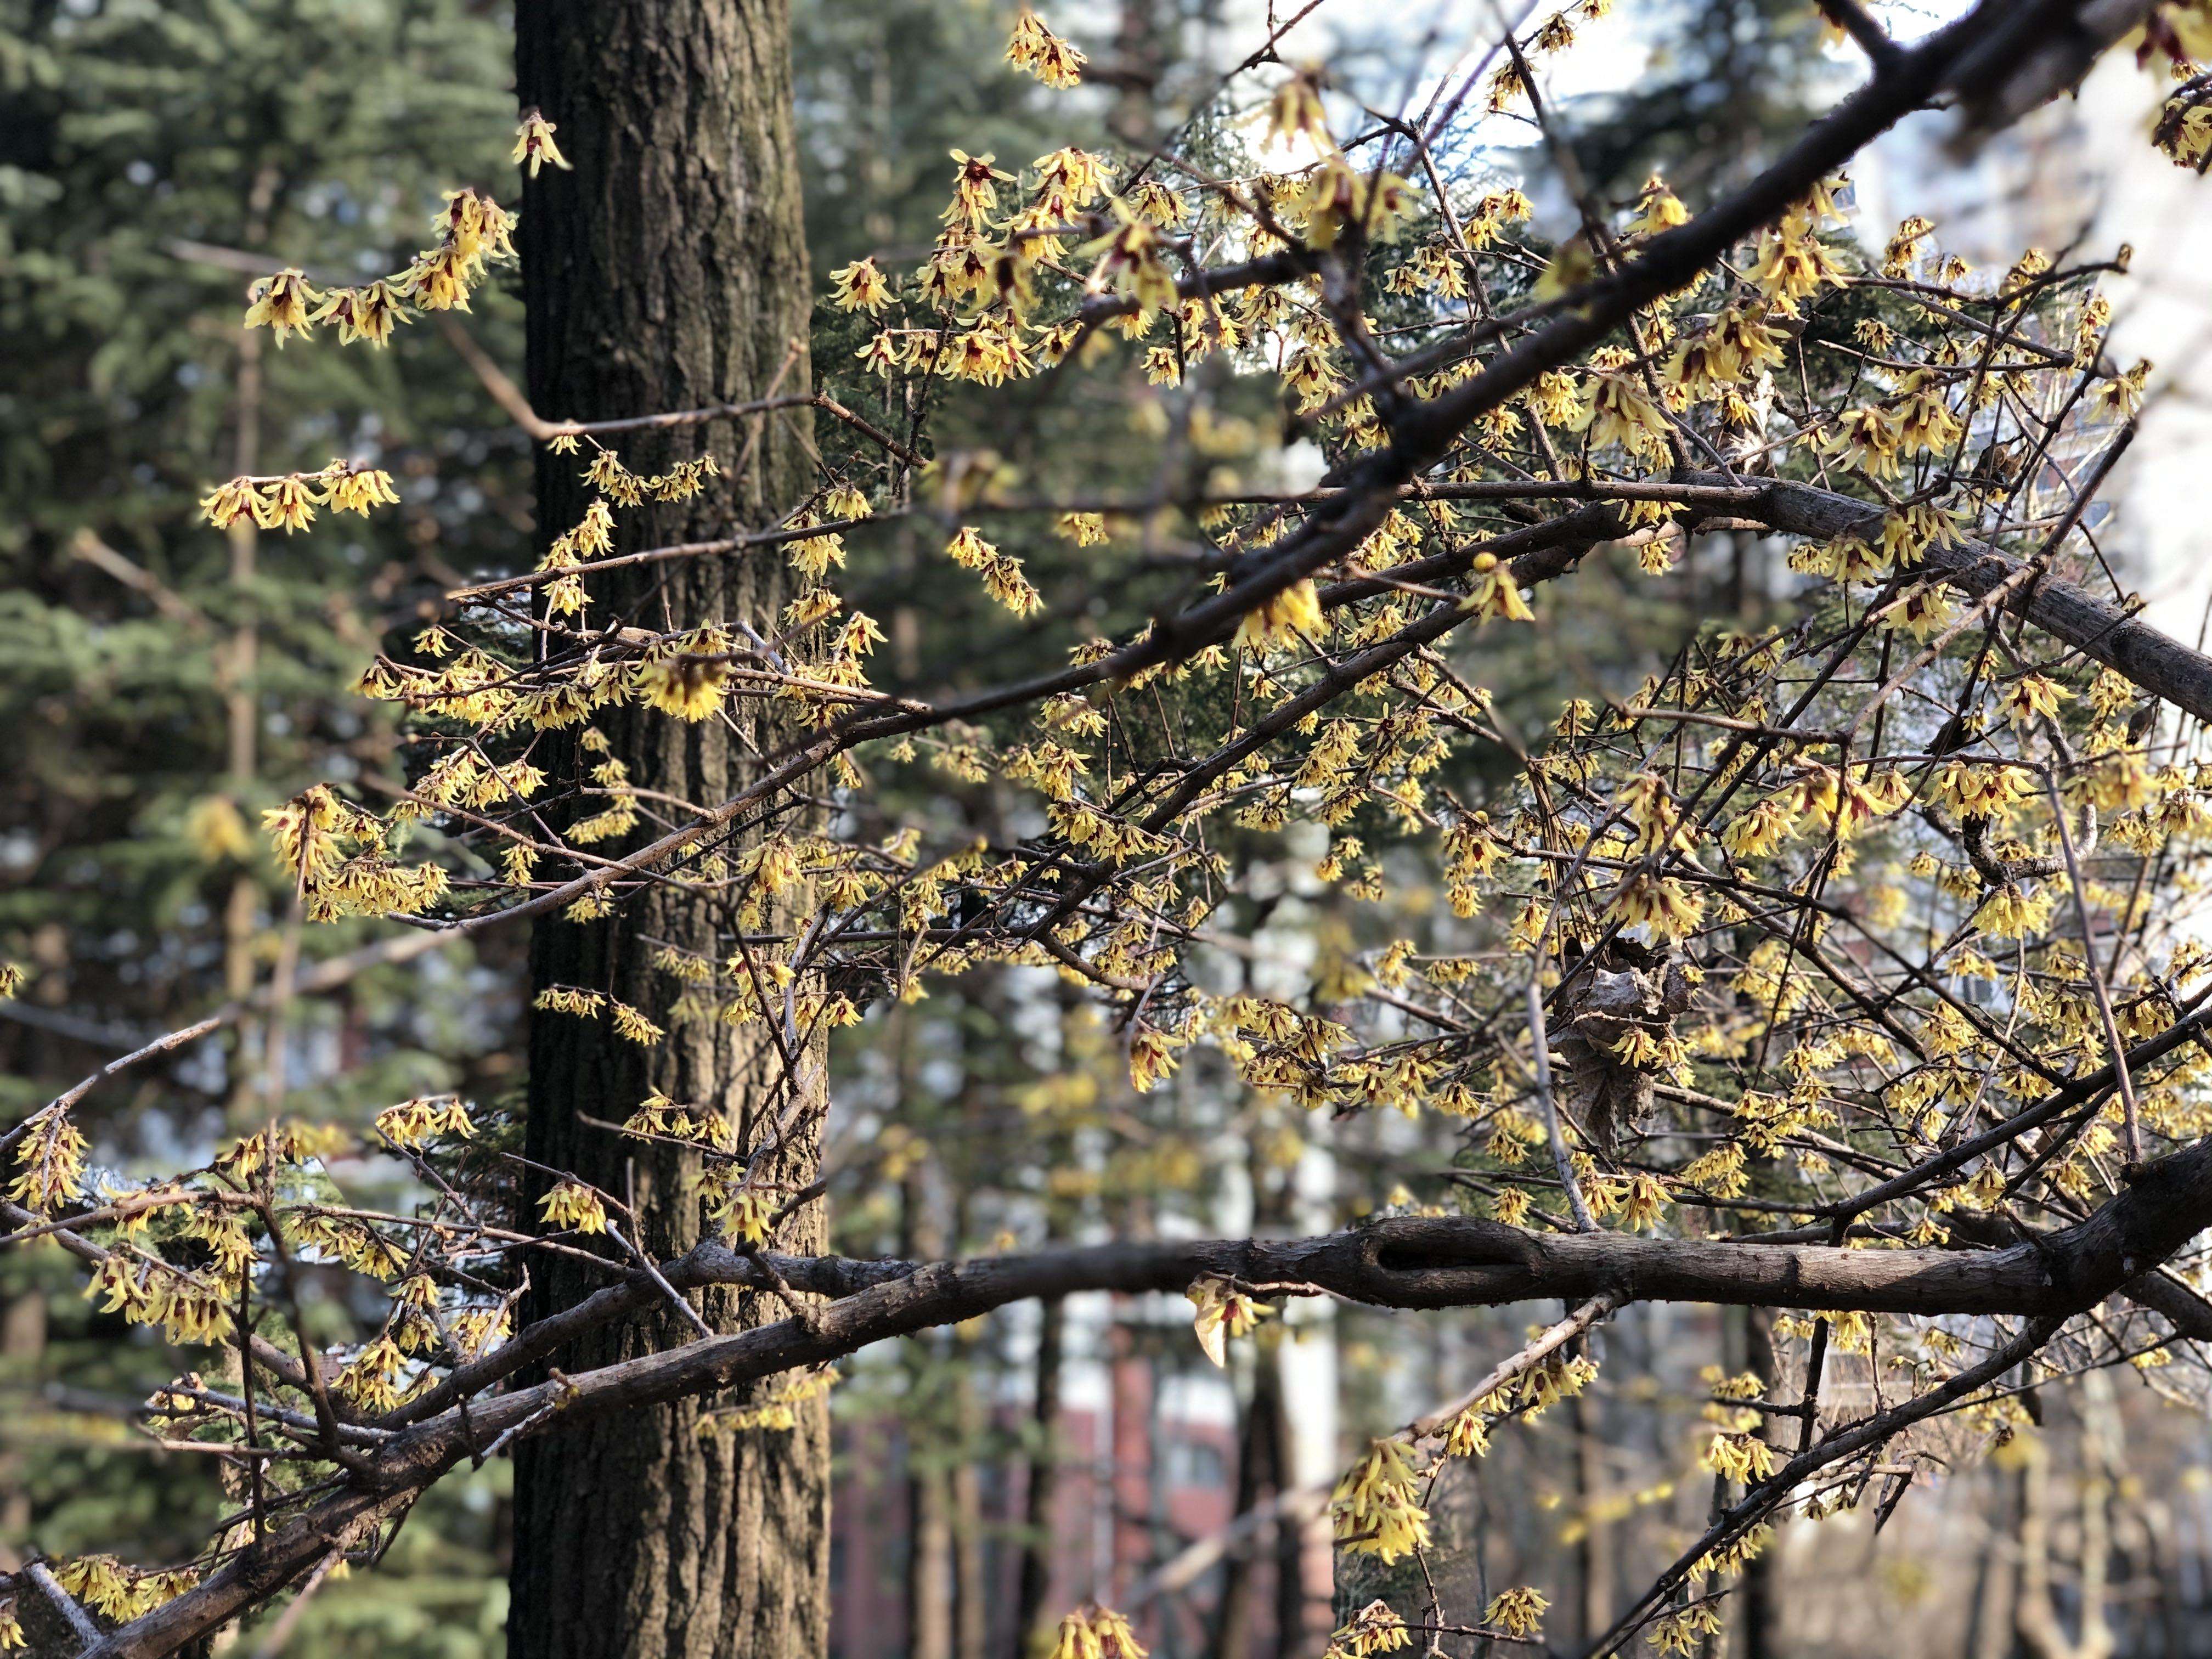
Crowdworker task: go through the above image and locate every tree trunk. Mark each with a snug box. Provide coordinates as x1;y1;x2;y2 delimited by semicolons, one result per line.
1735;1306;1776;1659
909;1458;956;1659
905;1166;955;1659
506;4;821;1658
1570;1388;1612;1646
1211;1348;1285;1659
951;1368;990;1659
1014;1294;1065;1655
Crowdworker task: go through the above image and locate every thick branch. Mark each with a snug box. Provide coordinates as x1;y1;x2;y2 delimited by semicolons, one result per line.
82;1135;2212;1658
1742;475;2212;722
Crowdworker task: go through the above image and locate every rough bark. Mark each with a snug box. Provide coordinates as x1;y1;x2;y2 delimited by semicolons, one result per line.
506;4;821;1657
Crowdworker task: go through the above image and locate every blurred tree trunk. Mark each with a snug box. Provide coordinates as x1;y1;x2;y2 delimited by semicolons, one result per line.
2018;1447;2114;1659
910;1460;956;1659
906;1164;955;1659
1736;1306;1776;1659
1105;0;1163;150
1212;1347;1289;1659
1015;1291;1066;1654
1218;1139;1297;1659
1570;1386;1614;1645
505;4;823;1658
952;1362;989;1659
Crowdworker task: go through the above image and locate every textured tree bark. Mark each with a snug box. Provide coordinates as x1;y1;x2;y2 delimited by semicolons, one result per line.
506;4;822;1657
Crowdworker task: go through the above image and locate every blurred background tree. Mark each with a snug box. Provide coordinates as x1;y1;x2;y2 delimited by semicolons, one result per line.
0;0;522;1649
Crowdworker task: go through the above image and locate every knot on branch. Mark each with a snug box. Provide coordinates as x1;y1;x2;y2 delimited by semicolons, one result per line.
1357;1217;1541;1296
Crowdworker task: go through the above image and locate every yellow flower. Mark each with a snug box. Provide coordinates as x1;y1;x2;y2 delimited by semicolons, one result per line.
1894;373;1962;456
2001;673;2065;728
635;654;729;723
1083;202;1178;314
198;477;261;529
944;149;1017;229
1056;511;1108;546
242;268;321;343
308;279;409;346
323;463;401;516
1700;1427;1778;1483
1049;1612;1103;1659
1974;884;2056;940
1443;1407;1491;1457
715;1188;778;1245
9;1108;87;1212
1048;1604;1146;1659
1620;1171;1671;1229
1331;1438;1431;1563
539;1180;610;1235
855;330;904;376
375;1095;474;1151
1825;404;1901;477
1626;171;1689;235
1006;9;1086;88
1606;872;1704;941
1461;551;1533;622
257;473;322;533
1298;155;1417;248
1034;148;1115;215
1329;1601;1411;1656
1128;1025;1181;1093
1571;370;1671;452
1187;1278;1272;1366
1933;758;2034;822
1882;214;1935;276
1485;59;1528;114
1483;1586;1548;1639
1651;1602;1723;1654
1234;578;1324;650
1681;1139;1748;1198
1267;65;1331;149
1749;211;1846;314
513;108;572;176
1532;238;1598;301
2088;358;2150;422
828;256;893;313
1091;1608;1147;1659
1722;796;1795;859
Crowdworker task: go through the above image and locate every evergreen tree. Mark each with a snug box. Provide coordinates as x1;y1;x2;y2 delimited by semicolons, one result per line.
0;3;520;1649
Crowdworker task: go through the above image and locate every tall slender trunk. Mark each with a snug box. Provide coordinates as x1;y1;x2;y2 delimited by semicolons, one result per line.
1211;1350;1286;1659
910;1460;956;1659
505;5;822;1657
1735;1306;1776;1659
1015;1294;1065;1655
906;1167;954;1659
952;1357;990;1659
1109;1318;1153;1601
1570;1389;1612;1645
